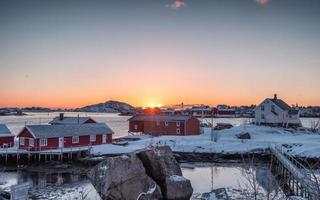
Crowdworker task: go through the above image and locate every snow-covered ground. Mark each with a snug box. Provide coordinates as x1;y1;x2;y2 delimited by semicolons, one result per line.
91;125;320;158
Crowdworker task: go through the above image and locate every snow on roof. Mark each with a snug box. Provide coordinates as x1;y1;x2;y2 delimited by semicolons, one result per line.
49;116;96;125
268;98;291;111
0;124;13;137
25;123;114;138
128;115;193;122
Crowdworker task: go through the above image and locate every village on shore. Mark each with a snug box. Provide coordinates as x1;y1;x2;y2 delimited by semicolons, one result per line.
0;94;319;161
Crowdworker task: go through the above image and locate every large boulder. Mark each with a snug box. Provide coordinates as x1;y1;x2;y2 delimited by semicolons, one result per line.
137;146;193;200
87;154;162;200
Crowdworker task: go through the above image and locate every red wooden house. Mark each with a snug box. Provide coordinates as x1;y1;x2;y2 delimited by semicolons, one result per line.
128;115;200;136
17;123;113;151
0;124;15;148
49;113;97;125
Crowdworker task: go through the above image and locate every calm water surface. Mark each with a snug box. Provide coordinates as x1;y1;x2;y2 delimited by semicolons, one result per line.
0;163;283;200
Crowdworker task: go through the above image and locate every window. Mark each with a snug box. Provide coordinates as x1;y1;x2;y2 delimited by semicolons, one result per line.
20;137;25;145
261;114;265;119
176;128;181;134
165;121;169;126
90;135;96;142
40;138;47;146
271;105;275;112
134;124;138;130
29;138;34;147
176;122;180;127
72;136;79;144
261;105;265;111
156;121;160;126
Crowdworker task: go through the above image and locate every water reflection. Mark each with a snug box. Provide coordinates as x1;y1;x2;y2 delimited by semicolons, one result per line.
181;163;284;200
0;170;100;200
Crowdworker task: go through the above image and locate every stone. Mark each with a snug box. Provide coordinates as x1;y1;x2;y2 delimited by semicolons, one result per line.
236;132;251;139
87;153;162;200
137;146;193;200
214;123;233;130
201;188;229;200
164;175;193;200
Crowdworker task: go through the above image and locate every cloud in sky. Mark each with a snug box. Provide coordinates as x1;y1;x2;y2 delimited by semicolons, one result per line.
255;0;271;5
166;0;186;10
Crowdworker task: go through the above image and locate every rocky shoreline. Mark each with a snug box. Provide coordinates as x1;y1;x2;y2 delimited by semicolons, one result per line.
88;146;193;200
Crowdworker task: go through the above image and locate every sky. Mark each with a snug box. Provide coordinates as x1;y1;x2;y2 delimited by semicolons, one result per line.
0;0;320;108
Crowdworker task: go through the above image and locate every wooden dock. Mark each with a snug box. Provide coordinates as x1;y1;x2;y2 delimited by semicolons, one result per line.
270;145;319;200
0;147;91;165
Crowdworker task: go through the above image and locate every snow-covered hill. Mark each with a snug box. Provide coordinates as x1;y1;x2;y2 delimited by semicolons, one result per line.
76;100;136;113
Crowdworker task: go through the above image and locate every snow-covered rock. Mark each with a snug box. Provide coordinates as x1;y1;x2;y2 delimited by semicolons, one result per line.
236;132;251;140
200;188;229;200
137;146;193;200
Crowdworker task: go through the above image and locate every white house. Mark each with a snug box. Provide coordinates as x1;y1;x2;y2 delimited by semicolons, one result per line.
255;94;301;127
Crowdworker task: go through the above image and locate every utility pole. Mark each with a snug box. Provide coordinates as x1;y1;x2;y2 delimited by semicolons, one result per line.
211;116;214;141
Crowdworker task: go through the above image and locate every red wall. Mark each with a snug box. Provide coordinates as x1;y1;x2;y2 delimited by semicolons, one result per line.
18;128;112;151
185;117;201;135
129;121;144;132
129;117;200;136
18;128;33;149
143;121;185;136
0;136;14;147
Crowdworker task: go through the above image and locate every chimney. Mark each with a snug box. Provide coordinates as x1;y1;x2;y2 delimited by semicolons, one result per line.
59;113;64;120
274;94;277;100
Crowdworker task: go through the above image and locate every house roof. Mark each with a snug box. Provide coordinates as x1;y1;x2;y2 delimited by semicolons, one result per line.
268;98;292;111
129;114;193;122
23;123;114;139
49;116;96;125
288;109;299;115
0;124;14;137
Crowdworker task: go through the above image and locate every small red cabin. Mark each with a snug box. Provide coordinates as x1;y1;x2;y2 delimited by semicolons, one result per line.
128;115;200;136
17;123;113;151
49;113;97;125
0;124;15;148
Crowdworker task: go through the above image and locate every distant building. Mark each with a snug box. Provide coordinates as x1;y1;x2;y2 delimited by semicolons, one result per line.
49;113;97;125
17;123;113;151
216;105;236;118
160;108;175;115
0;124;15;148
190;106;213;117
128;115;200;136
254;94;301;127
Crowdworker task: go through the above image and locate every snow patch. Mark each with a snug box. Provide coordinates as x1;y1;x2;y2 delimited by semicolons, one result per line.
169;175;187;182
135;183;157;200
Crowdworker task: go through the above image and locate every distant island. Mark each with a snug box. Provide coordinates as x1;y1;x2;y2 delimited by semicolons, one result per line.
0;100;137;116
75;100;137;115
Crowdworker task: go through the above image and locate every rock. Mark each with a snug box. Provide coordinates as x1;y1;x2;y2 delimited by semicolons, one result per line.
137;146;193;200
214;123;233;130
236;132;251;139
87;154;162;200
201;188;229;200
164;175;193;200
